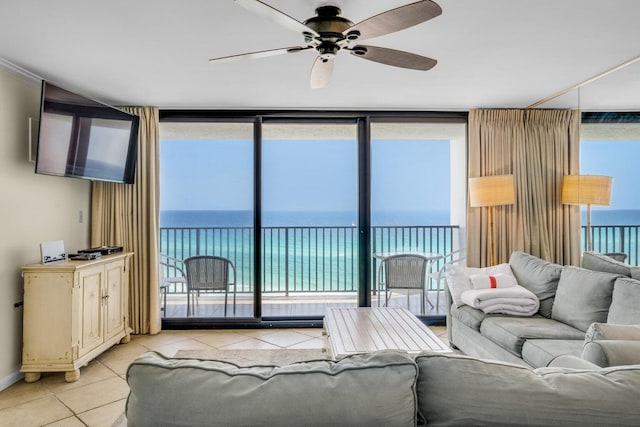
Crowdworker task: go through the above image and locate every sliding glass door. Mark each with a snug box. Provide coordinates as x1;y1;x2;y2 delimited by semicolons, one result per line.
261;122;359;317
158;113;467;326
370;121;467;316
159;122;255;319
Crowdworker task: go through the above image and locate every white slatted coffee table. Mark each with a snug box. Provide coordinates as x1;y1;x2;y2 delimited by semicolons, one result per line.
324;307;450;359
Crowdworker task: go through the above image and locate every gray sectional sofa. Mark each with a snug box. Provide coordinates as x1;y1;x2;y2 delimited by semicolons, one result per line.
124;250;640;426
446;250;640;368
126;350;640;426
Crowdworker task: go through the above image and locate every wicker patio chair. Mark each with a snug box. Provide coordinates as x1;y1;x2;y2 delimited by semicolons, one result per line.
427;248;465;310
378;254;431;314
183;255;236;317
160;254;187;315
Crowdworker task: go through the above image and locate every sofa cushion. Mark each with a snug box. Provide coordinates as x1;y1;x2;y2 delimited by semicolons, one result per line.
450;304;486;331
127;350;419;427
480;316;585;356
445;262;514;308
631;267;640;280
508;251;563;318
551;267;619;332
521;339;584;368
582;251;632;277
415;353;640;427
608;277;640;324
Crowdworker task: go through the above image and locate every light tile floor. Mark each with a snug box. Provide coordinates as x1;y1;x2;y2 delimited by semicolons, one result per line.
0;326;448;427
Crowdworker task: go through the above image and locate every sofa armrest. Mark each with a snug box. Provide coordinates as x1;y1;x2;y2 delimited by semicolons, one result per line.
586;323;640;341
582;340;640;367
547;355;601;370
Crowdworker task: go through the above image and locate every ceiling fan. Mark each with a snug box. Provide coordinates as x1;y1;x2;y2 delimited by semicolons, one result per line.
209;0;442;88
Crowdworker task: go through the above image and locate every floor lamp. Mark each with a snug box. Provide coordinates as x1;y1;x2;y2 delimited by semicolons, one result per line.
562;175;613;251
469;174;516;266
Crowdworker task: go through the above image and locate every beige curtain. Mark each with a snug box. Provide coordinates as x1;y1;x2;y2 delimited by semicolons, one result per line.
91;107;161;334
467;109;581;267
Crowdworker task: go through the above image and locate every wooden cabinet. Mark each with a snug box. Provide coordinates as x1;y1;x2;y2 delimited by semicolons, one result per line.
21;253;133;382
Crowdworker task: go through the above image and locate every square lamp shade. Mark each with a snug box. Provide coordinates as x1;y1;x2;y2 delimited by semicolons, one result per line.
561;175;612;206
468;174;515;266
469;175;516;208
562;175;613;251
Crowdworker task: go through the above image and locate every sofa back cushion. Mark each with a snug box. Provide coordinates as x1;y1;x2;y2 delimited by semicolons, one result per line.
127;350;419;427
508;251;563;318
415;353;640;426
608;277;640;324
551;267;619;331
582;251;632;276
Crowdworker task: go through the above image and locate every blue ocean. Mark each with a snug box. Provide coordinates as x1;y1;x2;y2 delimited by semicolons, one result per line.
160;209;640;292
160;209;454;293
160;209;451;228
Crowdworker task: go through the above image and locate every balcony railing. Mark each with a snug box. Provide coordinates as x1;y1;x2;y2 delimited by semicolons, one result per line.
161;223;638;297
584;225;640;265
160;225;460;294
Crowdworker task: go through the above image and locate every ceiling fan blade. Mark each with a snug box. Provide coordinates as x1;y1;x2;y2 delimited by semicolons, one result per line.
349;45;436;70
234;0;319;37
309;57;334;89
345;0;442;41
209;46;310;63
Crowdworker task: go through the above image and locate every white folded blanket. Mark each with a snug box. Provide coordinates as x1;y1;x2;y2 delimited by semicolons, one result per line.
469;273;516;289
460;284;540;316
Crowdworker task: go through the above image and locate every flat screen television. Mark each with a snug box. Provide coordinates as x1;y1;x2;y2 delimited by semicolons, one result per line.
35;81;139;184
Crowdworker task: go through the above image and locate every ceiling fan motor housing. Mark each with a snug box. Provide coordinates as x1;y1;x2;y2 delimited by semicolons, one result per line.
303;6;354;60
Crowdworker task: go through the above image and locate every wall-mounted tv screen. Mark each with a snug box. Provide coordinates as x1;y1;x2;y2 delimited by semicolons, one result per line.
35;81;139;184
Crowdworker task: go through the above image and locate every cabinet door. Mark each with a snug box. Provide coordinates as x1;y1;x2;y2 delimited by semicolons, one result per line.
104;260;125;341
78;265;104;356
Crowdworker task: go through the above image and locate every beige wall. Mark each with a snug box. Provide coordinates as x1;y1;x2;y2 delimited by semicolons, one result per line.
0;68;91;388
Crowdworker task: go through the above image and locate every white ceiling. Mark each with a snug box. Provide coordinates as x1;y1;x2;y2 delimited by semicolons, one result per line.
1;0;639;111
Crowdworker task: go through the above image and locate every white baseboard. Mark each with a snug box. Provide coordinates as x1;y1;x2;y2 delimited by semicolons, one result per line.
0;369;24;391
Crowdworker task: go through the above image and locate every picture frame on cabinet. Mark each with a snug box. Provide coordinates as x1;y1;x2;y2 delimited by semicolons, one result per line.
40;240;66;264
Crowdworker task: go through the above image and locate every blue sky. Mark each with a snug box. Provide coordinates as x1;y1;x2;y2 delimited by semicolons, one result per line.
160;137;451;216
581;140;640;210
159;136;639;223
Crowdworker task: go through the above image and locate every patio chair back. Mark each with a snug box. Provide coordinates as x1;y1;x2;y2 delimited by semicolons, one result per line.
183;255;236;316
383;255;429;290
184;255;232;291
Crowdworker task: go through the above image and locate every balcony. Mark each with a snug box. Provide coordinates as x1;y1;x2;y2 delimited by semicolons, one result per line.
160;223;639;319
160;224;460;319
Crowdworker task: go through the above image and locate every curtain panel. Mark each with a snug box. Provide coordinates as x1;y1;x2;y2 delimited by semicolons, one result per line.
467;109;581;267
91;107;161;334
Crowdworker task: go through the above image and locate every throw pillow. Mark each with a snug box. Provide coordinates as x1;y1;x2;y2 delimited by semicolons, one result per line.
445;263;514;307
508;251;563;318
582;251;632;277
551;267;619;332
607;277;640;324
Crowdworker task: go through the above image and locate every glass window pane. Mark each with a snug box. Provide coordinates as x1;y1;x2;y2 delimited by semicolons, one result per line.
581;121;640;263
262;123;358;316
159;122;254;318
370;122;466;316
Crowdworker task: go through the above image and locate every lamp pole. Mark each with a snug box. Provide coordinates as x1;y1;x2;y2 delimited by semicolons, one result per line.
489;205;496;266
